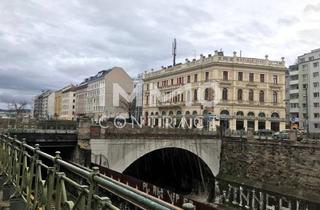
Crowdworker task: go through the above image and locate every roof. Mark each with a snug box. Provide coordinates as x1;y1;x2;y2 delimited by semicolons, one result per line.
81;69;112;84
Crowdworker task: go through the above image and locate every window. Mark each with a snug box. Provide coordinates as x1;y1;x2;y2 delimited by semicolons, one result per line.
193;89;198;101
146;84;149;90
222;88;228;100
171;79;174;85
314;103;319;107
314;113;319;118
249;89;254;101
260;74;265;83
313;72;319;77
314;82;319;88
315;123;319;128
259;91;264;102
309;56;314;61
205;72;209;81
303;84;308;89
223;71;228;80
249;73;254;82
145;95;149;105
314;92;320;98
204;88;214;101
194;74;198;82
187;75;191;83
313;62;319;68
302;64;308;69
238;72;243;81
273;91;278;103
273;75;278;84
157;82;160;87
300;58;305;63
303;74;308;80
237;89;243;101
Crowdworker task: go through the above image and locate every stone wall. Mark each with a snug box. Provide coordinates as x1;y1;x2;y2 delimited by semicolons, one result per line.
218;139;320;203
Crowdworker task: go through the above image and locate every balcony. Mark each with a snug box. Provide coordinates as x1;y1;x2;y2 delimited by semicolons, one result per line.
157;101;185;108
290;107;300;113
289;80;299;85
289;89;299;94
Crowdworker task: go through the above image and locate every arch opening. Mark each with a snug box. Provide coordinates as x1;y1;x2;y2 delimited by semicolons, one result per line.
123;148;215;197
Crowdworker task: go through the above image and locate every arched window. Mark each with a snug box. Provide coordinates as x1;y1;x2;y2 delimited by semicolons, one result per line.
161;111;166;116
273;91;278;103
259;91;264;102
271;112;279;118
222;88;228;100
237;89;243;101
249;89;254;101
223;71;228;80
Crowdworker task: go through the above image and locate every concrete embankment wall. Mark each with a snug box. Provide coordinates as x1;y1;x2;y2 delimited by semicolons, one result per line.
218;139;320;202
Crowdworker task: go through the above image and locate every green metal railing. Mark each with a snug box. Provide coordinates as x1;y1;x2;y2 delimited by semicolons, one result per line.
0;134;195;210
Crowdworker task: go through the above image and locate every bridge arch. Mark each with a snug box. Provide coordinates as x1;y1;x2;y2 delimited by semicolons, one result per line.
123;147;215;194
91;138;221;177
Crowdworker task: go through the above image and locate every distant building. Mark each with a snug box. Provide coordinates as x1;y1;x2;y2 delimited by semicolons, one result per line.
33;90;52;120
76;67;133;121
143;50;286;131
132;73;144;120
47;91;56;119
60;85;76;120
75;81;88;118
289;49;320;134
54;85;74;119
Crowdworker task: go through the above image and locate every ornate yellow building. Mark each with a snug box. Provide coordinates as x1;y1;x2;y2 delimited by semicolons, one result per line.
143;51;286;131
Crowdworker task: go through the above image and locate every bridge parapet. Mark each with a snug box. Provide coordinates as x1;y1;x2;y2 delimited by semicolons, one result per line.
0;134;193;210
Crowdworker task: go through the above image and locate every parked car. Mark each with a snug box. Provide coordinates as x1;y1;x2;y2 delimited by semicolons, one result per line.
254;129;274;140
254;129;273;136
273;130;290;140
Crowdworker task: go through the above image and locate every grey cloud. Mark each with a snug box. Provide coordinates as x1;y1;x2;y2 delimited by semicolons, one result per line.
278;17;300;26
0;0;319;108
304;3;320;13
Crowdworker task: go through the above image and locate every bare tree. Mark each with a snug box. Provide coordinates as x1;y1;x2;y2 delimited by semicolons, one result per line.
8;100;28;129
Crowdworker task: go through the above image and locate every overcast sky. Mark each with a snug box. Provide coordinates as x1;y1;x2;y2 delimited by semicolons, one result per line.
1;0;320;109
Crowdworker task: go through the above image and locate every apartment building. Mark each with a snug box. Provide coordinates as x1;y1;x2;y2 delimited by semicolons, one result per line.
289;49;320;134
33;90;52;119
60;85;76;120
77;67;133;121
143;50;286;131
75;82;88;117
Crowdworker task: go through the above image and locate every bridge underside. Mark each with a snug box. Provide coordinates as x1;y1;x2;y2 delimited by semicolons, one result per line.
123;147;215;195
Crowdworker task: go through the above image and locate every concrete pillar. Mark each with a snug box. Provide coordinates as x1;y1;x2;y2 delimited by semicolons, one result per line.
243;120;247;131
229;118;236;131
254;120;259;131
266;120;271;130
147;117;151;126
158;117;162;128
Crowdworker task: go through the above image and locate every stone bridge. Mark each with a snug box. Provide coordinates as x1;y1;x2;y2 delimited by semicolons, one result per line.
90;129;222;177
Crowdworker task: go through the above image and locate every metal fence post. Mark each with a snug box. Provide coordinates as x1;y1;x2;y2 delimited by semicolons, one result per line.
87;166;99;210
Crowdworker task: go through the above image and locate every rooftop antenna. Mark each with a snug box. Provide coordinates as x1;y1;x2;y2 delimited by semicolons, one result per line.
172;38;177;66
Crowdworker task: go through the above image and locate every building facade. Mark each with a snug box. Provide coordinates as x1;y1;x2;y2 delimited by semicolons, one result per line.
33;90;52;120
76;67;133;121
289;49;320;134
60;86;76;120
143;51;286;131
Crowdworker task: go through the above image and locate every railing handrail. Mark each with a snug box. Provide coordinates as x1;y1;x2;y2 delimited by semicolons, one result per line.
0;133;187;210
